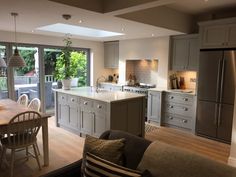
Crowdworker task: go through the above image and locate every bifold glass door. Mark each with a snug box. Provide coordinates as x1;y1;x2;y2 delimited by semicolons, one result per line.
0;45;8;99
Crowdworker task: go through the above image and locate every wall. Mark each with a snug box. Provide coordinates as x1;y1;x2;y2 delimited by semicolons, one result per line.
119;36;170;89
0;30;113;86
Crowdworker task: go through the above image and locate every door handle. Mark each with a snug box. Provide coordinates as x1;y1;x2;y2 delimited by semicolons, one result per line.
218;104;222;127
219;59;225;103
214;104;218;125
216;59;223;102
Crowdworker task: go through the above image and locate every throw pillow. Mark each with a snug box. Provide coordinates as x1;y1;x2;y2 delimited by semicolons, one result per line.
84;152;149;177
81;135;126;175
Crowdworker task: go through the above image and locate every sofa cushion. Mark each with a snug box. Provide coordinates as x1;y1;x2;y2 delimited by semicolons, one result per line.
84;152;146;177
137;141;236;177
99;130;151;169
81;135;125;175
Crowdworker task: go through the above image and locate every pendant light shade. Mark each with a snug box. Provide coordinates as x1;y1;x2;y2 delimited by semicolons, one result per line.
8;12;26;68
0;57;6;68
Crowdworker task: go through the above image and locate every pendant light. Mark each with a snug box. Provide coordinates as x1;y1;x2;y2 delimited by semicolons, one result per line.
8;12;26;67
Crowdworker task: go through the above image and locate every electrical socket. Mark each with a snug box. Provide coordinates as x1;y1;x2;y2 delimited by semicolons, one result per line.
190;78;196;82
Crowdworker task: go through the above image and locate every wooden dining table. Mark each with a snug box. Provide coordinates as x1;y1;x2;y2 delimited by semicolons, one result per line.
0;99;51;166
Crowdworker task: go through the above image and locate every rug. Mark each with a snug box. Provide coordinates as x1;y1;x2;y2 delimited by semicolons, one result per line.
145;122;159;133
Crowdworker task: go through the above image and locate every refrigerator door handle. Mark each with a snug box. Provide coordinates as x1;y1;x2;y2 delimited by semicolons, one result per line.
217;104;222;127
216;59;223;102
214;104;218;125
219;59;226;103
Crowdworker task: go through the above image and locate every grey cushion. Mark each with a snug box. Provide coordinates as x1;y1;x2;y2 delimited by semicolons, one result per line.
138;141;236;177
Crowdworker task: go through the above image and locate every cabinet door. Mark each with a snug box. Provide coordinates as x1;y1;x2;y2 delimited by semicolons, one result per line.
226;24;236;48
104;42;119;68
69;106;79;129
93;113;106;137
171;38;189;70
196;101;217;138
201;25;227;48
147;91;161;123
80;109;93;135
59;104;69;125
217;104;234;142
188;37;199;71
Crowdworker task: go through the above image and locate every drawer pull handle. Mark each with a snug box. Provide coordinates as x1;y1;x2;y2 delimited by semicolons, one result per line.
97;105;102;109
183;107;188;111
169;105;173;108
182;119;187;123
84;101;88;105
71;98;75;102
169;96;174;99
169;116;173;120
183;98;188;101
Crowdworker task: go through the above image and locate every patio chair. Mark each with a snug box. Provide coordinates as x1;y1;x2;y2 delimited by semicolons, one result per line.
17;94;28;107
0;111;42;177
28;98;41;112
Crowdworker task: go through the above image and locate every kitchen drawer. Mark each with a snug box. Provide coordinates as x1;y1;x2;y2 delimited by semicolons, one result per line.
68;95;79;107
58;93;68;104
163;113;192;130
164;103;194;118
80;97;93;110
94;100;107;114
165;92;194;105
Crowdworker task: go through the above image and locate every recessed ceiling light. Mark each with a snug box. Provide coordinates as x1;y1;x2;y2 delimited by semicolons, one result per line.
151;34;154;37
78;20;83;24
121;28;125;31
37;23;124;38
31;30;34;33
204;0;209;2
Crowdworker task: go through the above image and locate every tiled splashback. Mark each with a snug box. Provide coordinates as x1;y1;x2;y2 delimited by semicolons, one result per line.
126;60;158;84
169;71;197;90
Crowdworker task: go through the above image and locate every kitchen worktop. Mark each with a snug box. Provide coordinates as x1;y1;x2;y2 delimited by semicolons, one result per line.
148;88;196;95
54;87;145;103
99;82;123;86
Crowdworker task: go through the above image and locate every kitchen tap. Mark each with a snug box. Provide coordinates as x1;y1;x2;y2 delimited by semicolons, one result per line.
96;75;106;92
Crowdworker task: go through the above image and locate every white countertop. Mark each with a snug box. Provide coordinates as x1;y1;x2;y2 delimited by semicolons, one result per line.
99;82;123;86
148;88;196;96
54;87;145;103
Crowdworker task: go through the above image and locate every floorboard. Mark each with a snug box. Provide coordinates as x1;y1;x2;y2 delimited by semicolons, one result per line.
0;118;230;177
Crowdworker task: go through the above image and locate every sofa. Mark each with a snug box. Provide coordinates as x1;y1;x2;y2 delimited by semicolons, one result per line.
41;130;236;177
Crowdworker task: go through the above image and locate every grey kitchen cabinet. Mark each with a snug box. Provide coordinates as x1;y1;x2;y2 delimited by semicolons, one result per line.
57;93;80;133
147;90;162;125
55;89;145;137
162;92;196;133
104;41;119;68
170;34;199;71
199;18;236;49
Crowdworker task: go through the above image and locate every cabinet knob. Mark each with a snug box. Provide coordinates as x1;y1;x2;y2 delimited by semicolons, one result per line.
71;98;75;102
84;101;88;105
169;116;173;120
183;98;188;101
97;105;102;109
169;96;174;99
169;105;174;108
61;96;64;99
183;107;188;111
182;119;187;123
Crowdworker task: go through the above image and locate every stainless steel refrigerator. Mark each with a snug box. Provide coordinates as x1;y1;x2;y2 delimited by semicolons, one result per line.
196;50;236;143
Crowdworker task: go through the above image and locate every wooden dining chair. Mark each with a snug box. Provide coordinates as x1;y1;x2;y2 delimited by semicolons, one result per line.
28;98;41;112
0;111;42;177
17;94;29;107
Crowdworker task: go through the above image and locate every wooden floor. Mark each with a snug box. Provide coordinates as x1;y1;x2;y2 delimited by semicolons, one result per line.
0;118;230;177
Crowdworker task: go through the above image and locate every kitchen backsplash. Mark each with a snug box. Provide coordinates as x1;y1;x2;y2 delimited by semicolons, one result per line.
126;59;158;84
169;71;197;90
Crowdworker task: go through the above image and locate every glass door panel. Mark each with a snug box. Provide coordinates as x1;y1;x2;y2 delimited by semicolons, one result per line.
0;45;8;99
13;46;39;103
44;48;62;114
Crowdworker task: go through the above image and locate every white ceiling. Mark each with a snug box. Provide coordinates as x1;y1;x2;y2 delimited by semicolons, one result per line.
0;0;235;41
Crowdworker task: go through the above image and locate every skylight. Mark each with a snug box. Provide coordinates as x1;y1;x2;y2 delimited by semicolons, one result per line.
37;23;124;38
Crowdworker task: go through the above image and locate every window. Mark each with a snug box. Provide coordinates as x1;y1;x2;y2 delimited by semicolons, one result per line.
0;44;8;99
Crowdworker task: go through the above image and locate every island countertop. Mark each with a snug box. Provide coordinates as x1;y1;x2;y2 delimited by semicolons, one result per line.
54;87;145;103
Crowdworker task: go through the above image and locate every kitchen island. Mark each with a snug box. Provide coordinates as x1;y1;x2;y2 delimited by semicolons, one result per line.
54;87;146;137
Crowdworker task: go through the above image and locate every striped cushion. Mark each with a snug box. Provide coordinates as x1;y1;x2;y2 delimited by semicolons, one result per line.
84;152;143;177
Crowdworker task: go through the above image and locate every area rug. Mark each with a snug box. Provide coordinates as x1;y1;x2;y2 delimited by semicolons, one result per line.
145;122;159;133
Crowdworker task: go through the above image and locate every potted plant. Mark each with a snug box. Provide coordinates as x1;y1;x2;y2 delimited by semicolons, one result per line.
54;37;73;90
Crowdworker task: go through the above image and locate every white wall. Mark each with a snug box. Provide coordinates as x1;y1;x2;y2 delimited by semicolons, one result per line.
119;36;170;89
0;30;113;86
